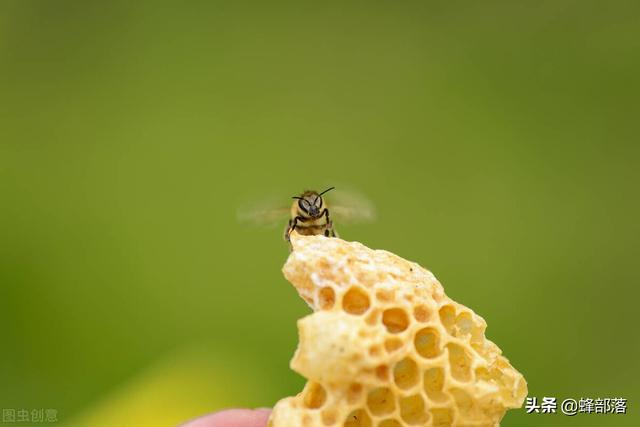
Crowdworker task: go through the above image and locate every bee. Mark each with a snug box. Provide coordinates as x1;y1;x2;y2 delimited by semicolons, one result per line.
286;187;337;241
238;186;375;246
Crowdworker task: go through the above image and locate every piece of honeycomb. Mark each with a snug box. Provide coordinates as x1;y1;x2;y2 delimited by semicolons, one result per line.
269;234;527;427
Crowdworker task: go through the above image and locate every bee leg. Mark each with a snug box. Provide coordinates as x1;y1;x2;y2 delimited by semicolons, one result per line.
322;208;337;238
285;216;302;242
324;227;337;237
284;220;293;242
285;225;294;251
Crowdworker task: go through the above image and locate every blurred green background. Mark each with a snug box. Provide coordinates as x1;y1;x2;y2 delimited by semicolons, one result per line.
1;1;638;426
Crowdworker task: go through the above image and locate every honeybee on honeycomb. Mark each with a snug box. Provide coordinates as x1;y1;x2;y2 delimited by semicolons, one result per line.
238;187;375;246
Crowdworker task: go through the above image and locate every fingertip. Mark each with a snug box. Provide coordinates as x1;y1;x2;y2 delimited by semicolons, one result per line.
181;408;272;427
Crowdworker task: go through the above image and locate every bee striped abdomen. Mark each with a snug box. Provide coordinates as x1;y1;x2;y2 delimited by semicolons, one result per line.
294;221;329;236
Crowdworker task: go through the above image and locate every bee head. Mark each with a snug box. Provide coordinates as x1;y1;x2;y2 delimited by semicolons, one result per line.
293;187;335;218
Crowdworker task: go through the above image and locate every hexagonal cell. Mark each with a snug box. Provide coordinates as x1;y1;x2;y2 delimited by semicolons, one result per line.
322;409;338;426
399;394;428;424
455;311;473;336
369;346;382;357
365;309;380;326
375;289;394;302
449;388;474;417
304;382;327;409
377;420;401;427
414;327;441;358
475;367;491;382
382;308;409;333
430;408;454;427
446;343;472;382
375;365;389;381
475;365;511;393
439;305;456;335
344;409;372;427
393;357;419;389
302;414;312;426
302;295;315;306
318;287;336;310
384;337;403;353
366;387;395;416
423;367;447;402
413;305;431;322
471;341;486;356
343;287;371;315
347;383;363;404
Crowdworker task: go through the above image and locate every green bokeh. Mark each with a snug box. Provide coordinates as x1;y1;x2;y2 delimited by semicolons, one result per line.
1;1;638;426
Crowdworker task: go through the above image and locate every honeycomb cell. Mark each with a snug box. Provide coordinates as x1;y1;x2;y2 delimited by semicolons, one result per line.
319;287;336;310
399;394;428;424
475;367;491;382
470;324;485;345
430;408;453;427
343;287;371;315
344;409;372;427
382;308;409;333
447;343;472;382
304;382;327;409
347;383;363;404
366;387;395;416
423;367;447;402
357;270;375;285
322;409;337;425
476;365;505;385
413;305;430;322
449;388;473;417
393;357;419;389
376;290;394;302
369;346;382;357
455;311;473;336
366;309;380;326
377;420;401;427
471;341;485;356
439;305;456;335
375;365;389;381
384;337;403;353
414;327;440;358
302;414;312;426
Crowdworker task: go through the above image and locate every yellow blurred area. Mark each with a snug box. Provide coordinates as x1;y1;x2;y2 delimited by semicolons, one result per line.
61;348;271;427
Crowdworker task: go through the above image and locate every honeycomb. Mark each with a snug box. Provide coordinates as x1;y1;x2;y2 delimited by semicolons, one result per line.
268;234;527;427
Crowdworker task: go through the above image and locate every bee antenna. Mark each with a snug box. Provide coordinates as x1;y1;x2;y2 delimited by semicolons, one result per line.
314;186;335;204
318;186;336;196
292;196;304;200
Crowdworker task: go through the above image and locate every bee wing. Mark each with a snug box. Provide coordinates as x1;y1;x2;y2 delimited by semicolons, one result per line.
237;196;290;228
327;189;376;224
